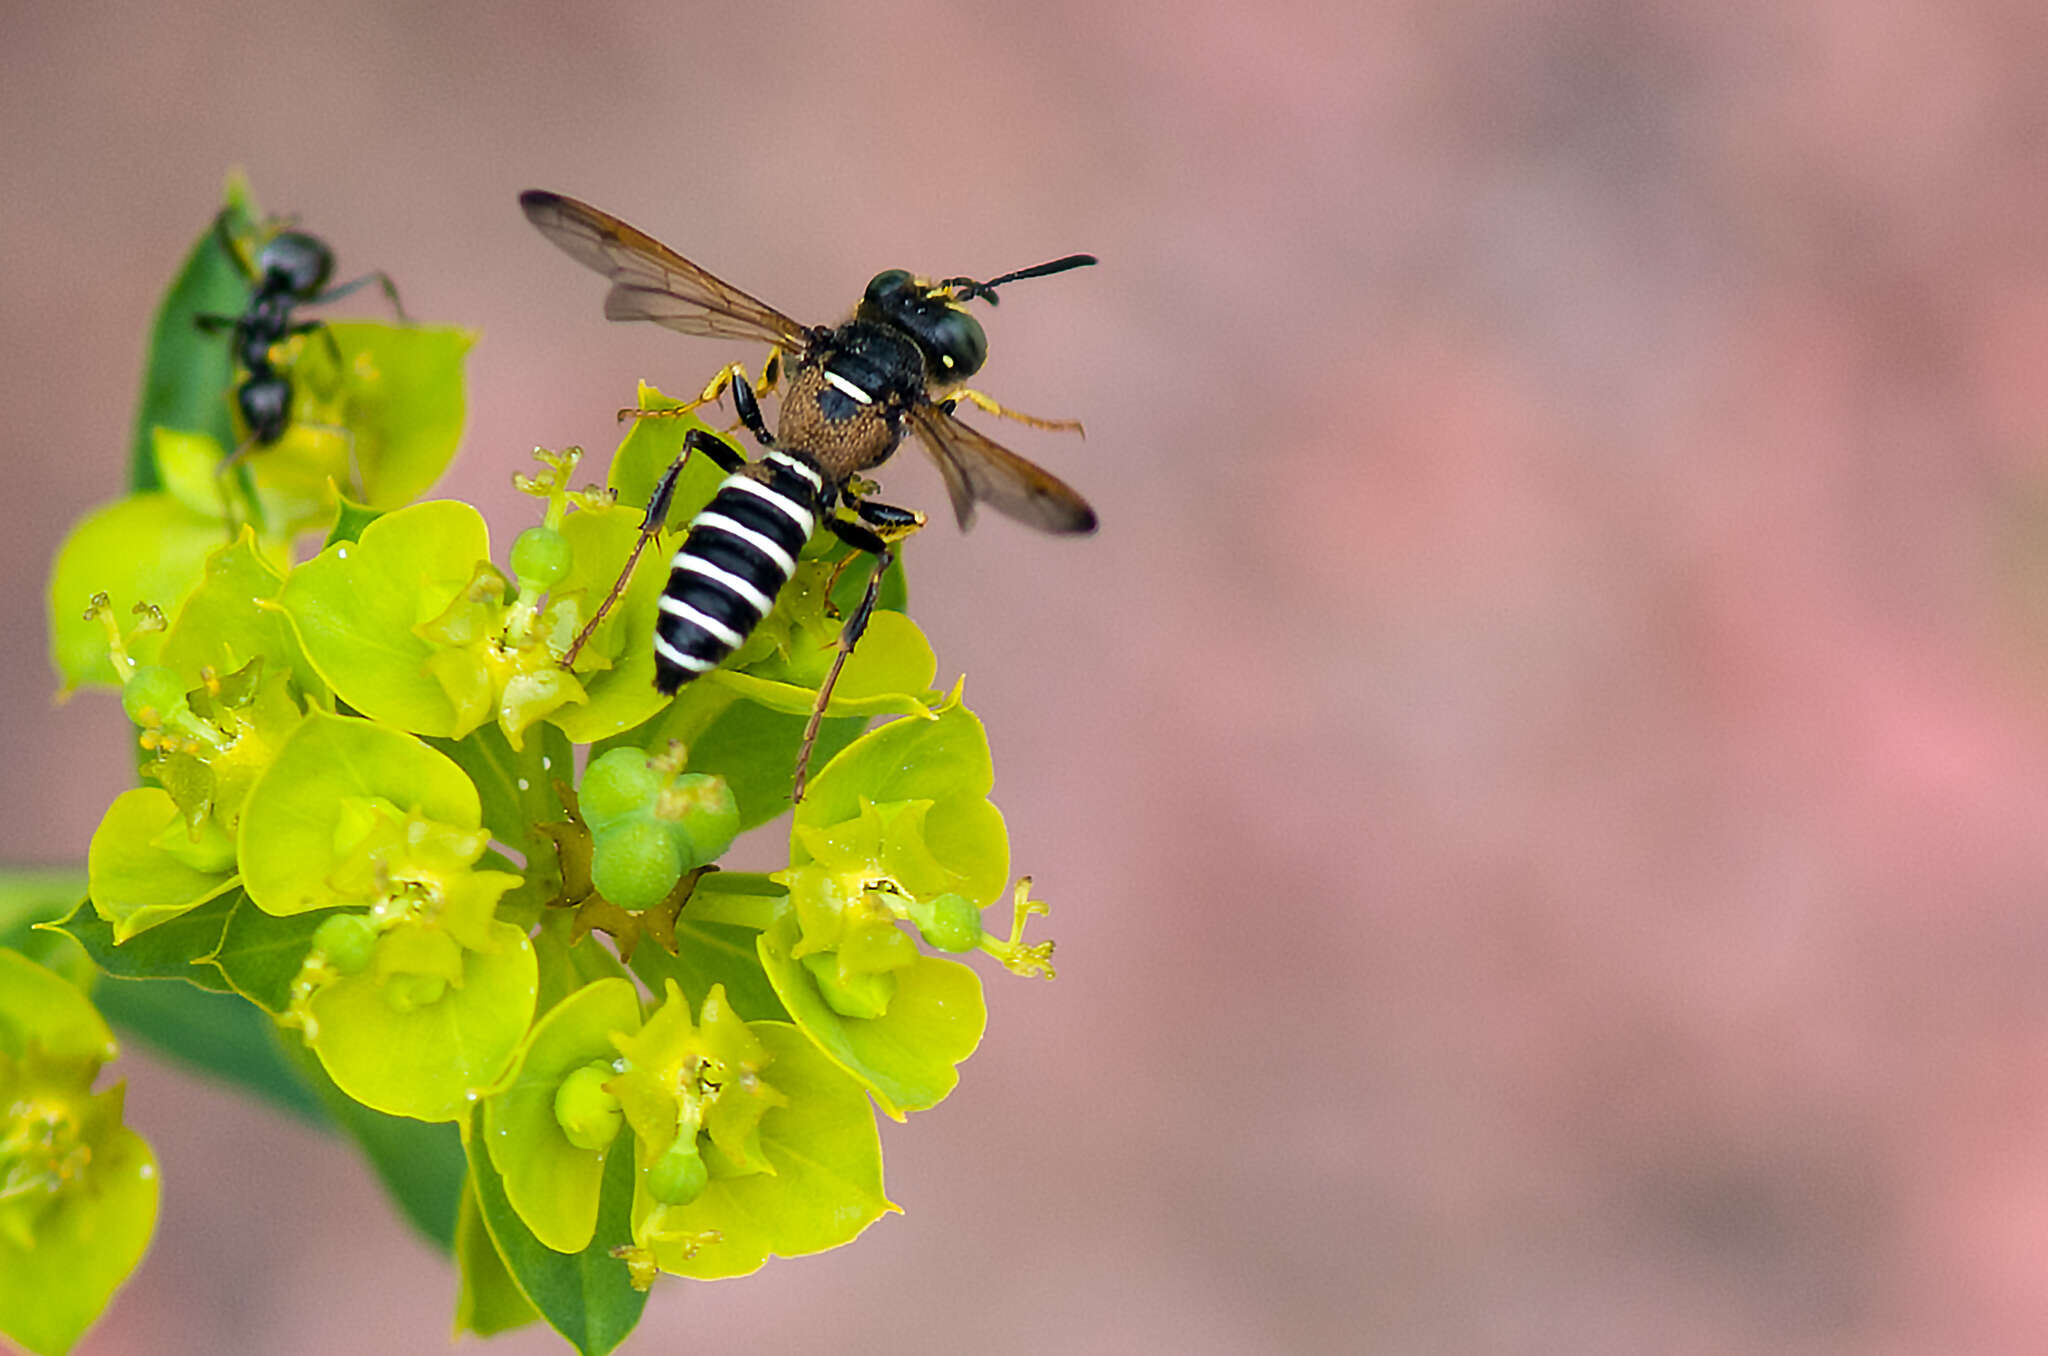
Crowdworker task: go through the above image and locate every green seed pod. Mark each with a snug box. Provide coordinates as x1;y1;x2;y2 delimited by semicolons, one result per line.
509;524;574;588
646;1133;709;1206
313;912;379;976
658;772;740;869
553;1061;624;1152
579;747;664;836
590;818;684;910
910;892;984;952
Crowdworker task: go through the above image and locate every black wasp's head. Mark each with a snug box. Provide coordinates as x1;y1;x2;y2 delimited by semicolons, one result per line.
860;253;1098;385
256;231;335;299
861;269;989;381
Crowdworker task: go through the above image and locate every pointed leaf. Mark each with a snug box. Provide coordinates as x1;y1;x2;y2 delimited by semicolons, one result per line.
129;181;256;490
465;1105;647;1356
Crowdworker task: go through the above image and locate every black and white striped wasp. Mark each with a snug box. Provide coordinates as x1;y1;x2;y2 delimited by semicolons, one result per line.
519;190;1098;799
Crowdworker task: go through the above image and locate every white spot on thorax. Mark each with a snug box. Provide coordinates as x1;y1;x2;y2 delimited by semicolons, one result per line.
823;369;874;405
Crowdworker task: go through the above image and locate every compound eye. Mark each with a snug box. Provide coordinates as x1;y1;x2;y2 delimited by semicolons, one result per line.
258;232;334;296
864;269;914;307
929;309;987;379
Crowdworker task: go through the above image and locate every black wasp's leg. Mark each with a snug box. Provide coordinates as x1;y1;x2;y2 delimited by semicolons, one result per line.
285;317;348;369
821;498;922;598
311;270;410;323
616;348;785;425
560;427;749;668
791;505;924;802
213;433;262;527
730;371;774;447
941;389;1086;434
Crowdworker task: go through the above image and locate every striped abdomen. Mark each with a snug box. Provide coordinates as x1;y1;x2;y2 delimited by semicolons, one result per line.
652;451;825;693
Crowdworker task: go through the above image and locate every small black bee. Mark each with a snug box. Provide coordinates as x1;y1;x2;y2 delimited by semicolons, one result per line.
519;189;1097;799
195;219;406;459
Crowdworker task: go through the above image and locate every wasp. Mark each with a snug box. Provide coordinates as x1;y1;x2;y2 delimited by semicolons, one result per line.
519;189;1097;799
194;219;407;469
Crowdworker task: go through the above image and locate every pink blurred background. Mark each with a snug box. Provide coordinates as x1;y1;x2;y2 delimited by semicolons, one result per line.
8;1;2048;1352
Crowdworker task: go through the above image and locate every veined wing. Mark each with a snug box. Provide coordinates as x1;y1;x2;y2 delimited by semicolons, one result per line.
909;404;1098;535
519;189;812;348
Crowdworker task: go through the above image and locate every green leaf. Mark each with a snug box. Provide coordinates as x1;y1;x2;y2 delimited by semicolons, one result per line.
91;976;324;1124
788;691;1012;909
601;677;864;832
634;1022;896;1280
86;788;239;942
129;180;256;491
324;493;384;546
45;896;235;994
795;690;994;832
632;919;789;1024
0;1085;158;1356
0;868;92;986
531;916;633;1021
455;1181;540;1338
306;918;536;1122
757;909;984;1120
628;873;791;1023
707;609;937;720
209;895;334;1013
308;321;475;509
238;712;486;916
910;794;1012;912
605;387;726;524
276;501;496;738
426;720;573;857
0;949;115;1066
158;529;321;703
211;322;472;534
0;868;87;934
47;493;228;690
482;977;642;1253
465;1104;647;1356
273;1033;466;1251
542;503;672;744
151;427;243;521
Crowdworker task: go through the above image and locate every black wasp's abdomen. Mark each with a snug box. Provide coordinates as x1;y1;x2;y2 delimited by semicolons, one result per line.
652;451;825;693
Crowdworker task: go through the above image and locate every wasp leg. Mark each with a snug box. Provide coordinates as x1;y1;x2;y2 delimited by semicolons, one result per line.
821;498;923;597
213;433;262;535
311;270;410;323
852;499;925;536
615;348;785;424
792;506;923;802
941;388;1085;435
730;372;775;447
288;317;345;369
561;427;747;668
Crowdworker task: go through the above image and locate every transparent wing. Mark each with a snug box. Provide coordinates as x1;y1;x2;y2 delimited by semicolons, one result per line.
909;404;1098;535
519;190;813;349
